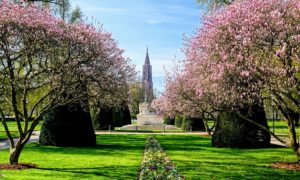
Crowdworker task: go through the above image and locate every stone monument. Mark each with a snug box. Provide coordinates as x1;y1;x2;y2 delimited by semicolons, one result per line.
119;48;179;131
136;102;163;125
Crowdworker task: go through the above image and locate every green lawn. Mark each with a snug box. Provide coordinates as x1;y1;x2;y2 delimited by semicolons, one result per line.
268;120;299;135
1;134;300;179
0;121;42;140
0;134;146;180
208;119;298;138
155;135;300;179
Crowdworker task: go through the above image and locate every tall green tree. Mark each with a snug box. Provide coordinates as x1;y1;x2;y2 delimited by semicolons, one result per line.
70;5;83;24
196;0;234;10
129;80;144;117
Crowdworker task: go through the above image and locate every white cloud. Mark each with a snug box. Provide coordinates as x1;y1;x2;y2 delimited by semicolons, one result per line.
88;7;127;13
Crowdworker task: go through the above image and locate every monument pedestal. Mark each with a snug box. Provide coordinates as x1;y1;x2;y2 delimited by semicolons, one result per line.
119;102;179;131
137;113;163;125
136;103;163;125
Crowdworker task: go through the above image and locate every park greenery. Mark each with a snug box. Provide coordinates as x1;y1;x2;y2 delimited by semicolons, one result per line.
154;0;300;162
0;0;134;165
1;0;300;178
1;134;300;179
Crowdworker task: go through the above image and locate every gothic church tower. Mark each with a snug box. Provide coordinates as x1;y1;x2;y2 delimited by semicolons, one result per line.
142;47;154;103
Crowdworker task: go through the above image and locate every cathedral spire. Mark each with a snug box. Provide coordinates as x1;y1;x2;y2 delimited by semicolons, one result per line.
142;47;153;103
145;47;150;65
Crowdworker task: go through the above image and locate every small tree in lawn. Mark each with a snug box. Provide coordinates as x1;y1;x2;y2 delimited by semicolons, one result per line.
0;1;134;165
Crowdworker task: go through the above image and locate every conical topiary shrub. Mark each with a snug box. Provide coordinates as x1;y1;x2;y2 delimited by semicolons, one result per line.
175;114;183;128
212;104;270;148
188;117;205;131
181;116;189;131
113;107;123;127
39;102;96;147
122;106;132;125
93;105;131;129
163;116;175;125
93;107;114;130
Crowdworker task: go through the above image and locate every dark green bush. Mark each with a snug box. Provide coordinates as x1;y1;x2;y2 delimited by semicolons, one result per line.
163;116;174;125
175;114;183;128
181;116;189;131
188;117;205;131
93;108;114;130
212;104;270;148
131;113;137;120
113;108;123;127
122;106;132;125
93;106;131;129
39;102;96;147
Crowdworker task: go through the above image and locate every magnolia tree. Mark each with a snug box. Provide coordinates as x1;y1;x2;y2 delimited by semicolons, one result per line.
152;68;215;134
179;0;300;160
0;1;134;165
156;0;300;160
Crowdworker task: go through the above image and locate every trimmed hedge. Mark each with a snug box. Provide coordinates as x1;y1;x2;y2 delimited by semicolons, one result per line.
39;102;96;147
138;136;184;179
212;104;271;148
163;116;174;125
190;117;205;131
93;106;132;130
174;115;206;131
122;106;132;125
180;116;189;131
175;114;183;128
93;108;114;130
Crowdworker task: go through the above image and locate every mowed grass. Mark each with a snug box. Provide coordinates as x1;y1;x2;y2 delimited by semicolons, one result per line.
155;135;300;180
0;121;42;140
0;134;147;180
1;134;300;179
268;120;300;136
208;120;298;138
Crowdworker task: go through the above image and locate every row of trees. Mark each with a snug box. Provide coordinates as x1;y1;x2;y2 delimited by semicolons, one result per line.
153;0;300;162
0;0;135;165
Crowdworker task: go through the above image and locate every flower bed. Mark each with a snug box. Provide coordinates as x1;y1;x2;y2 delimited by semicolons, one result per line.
138;136;184;179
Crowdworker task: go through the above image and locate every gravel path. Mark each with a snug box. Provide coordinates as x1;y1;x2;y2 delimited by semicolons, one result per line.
0;131;40;150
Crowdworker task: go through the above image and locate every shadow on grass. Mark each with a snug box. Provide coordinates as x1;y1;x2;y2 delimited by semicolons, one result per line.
173;159;300;179
26;134;148;156
37;165;138;178
0;134;149;179
154;134;300;179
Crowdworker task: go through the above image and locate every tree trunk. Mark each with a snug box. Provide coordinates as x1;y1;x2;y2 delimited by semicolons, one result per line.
8;132;30;165
290;136;300;164
9;143;25;165
287;118;300;164
278;105;300;162
203;120;211;136
296;149;300;164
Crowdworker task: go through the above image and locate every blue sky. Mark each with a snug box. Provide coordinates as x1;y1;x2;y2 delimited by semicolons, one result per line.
71;0;204;93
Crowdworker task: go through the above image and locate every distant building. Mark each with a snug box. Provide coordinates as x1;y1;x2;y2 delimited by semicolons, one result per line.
142;47;154;103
